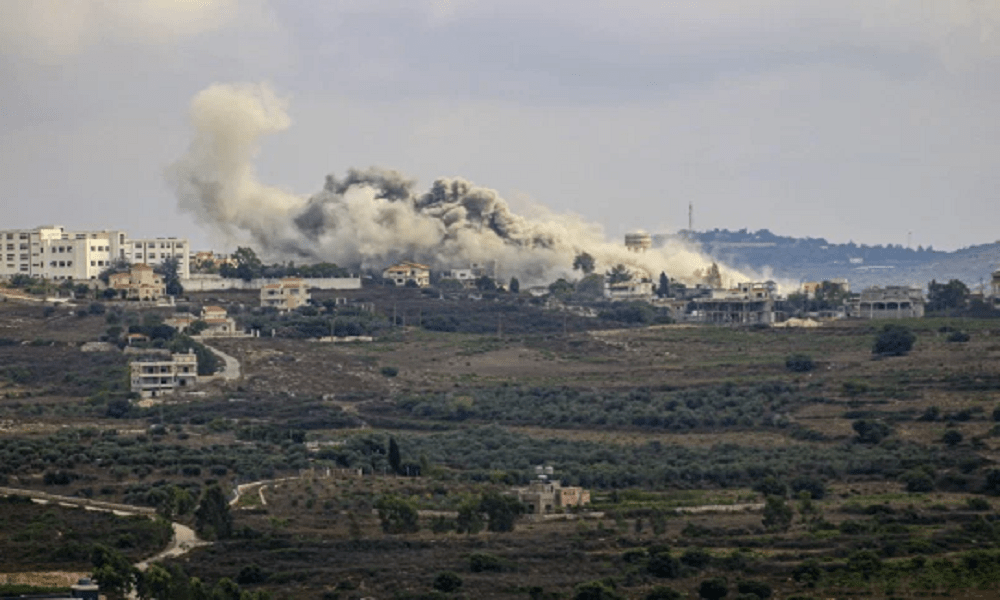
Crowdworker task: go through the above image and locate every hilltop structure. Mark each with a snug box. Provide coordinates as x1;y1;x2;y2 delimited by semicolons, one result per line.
0;225;188;281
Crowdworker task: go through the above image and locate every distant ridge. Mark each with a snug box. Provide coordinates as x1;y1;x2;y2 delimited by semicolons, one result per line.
655;229;1000;291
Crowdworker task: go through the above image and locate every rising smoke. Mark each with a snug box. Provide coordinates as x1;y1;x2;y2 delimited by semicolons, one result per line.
167;82;748;286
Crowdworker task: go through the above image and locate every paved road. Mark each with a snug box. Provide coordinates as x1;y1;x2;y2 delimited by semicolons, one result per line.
0;485;209;597
196;339;241;381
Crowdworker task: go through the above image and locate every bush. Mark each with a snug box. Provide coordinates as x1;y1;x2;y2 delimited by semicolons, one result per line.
574;581;621;600
785;354;814;372
698;577;729;600
943;430;964;447
645;586;683;600
432;571;463;593
737;580;772;599
872;324;915;356
947;330;970;343
469;552;505;573
680;548;713;570
966;497;991;511
852;419;891;444
647;552;682;578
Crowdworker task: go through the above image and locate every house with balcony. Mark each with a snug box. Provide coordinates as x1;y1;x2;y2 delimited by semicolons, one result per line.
261;277;311;311
129;351;198;398
383;262;431;287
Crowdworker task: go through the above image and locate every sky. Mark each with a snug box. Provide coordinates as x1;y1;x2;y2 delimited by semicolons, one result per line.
1;0;998;254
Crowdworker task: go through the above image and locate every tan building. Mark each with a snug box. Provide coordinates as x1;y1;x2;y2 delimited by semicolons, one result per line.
109;264;166;301
129;352;198;398
689;281;776;324
604;267;654;301
200;305;238;336
383;262;431;287
848;286;925;319
514;477;591;515
261;277;311;311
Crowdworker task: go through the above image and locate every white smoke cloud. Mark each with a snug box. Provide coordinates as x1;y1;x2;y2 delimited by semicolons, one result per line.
0;0;256;63
168;82;751;286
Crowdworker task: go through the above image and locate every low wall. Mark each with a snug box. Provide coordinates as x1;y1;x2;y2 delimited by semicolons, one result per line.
180;275;362;292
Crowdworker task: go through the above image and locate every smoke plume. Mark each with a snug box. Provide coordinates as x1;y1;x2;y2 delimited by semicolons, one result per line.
168;83;749;286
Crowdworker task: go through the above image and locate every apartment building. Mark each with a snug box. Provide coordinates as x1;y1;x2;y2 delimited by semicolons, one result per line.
261;277;311;311
0;226;129;280
0;225;188;280
127;237;190;278
129;351;198;398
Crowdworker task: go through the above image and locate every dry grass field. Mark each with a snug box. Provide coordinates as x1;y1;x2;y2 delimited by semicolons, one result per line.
3;295;1000;599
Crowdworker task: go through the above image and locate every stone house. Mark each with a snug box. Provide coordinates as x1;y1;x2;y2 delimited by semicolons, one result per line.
108;264;165;301
513;479;591;515
261;277;311;311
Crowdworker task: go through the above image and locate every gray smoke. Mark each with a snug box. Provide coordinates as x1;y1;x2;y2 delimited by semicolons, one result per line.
168;83;751;286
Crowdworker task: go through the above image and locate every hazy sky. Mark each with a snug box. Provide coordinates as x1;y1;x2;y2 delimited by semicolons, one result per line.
1;0;997;252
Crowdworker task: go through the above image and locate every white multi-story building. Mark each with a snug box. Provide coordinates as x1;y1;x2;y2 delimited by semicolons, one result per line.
127;237;190;278
0;226;188;281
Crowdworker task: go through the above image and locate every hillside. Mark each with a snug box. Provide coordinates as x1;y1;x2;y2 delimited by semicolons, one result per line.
657;229;1000;290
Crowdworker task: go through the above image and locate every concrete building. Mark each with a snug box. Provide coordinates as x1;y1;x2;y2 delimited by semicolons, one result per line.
261;277;311;311
0;225;129;281
165;306;240;336
130;351;198;398
383;262;431;287
443;262;497;287
200;305;239;336
688;282;776;324
0;225;188;281
109;264;166;301
604;267;654;300
624;232;652;253
848;286;925;319
801;279;849;299
513;468;591;515
127;237;190;278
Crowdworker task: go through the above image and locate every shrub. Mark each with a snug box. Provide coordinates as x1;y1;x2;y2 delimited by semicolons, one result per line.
943;430;964;447
698;577;729;600
645;586;683;600
432;571;463;593
852;419;891;444
872;324;915;356
966;497;991;511
790;476;826;500
469;552;505;573
737;580;772;599
680;548;713;570
381;366;399;378
947;330;970;343
573;581;621;600
785;354;814;372
647;552;682;578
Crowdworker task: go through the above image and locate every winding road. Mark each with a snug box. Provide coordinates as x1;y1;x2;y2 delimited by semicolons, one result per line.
0;485;209;591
